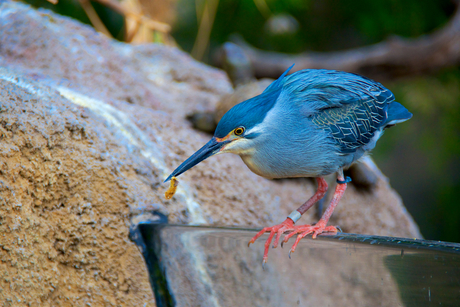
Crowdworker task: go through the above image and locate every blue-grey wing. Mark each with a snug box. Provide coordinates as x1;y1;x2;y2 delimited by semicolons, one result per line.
283;69;394;154
311;96;388;153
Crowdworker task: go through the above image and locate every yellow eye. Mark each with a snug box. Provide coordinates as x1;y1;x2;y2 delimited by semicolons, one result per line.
234;127;245;136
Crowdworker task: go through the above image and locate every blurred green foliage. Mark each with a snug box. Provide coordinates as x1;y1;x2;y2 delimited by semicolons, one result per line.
378;69;460;241
21;0;460;242
25;0;125;39
173;0;454;59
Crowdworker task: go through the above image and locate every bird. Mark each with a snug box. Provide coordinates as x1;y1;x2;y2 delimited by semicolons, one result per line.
165;64;412;264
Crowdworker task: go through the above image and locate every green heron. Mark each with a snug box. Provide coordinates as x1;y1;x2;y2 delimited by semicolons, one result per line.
166;65;412;264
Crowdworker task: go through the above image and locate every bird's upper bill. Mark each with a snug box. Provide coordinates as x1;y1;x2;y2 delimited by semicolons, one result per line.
164;136;232;182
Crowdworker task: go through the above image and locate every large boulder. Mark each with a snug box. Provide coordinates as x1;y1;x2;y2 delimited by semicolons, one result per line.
0;1;421;305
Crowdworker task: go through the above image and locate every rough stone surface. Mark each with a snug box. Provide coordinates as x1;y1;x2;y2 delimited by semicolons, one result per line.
0;1;421;305
0;71;158;305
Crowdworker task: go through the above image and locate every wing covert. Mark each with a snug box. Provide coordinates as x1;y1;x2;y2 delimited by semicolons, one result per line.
279;69;397;154
311;96;387;153
282;69;395;154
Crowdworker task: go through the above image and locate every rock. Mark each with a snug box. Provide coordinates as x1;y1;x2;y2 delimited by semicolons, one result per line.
345;159;379;190
0;70;155;305
220;42;254;87
186;111;217;134
0;1;421;305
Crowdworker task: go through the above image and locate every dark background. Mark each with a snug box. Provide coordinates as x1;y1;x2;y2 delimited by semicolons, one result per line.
26;0;460;242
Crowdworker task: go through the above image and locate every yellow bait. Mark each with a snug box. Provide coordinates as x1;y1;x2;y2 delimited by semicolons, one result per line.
165;176;179;199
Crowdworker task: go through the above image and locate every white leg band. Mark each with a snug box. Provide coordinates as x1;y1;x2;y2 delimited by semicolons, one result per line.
287;210;302;223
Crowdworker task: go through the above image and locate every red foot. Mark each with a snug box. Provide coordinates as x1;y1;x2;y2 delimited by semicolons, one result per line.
248;218;295;265
283;221;338;256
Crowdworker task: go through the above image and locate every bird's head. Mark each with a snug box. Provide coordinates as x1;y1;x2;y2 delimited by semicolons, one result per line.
164;99;267;182
164;64;295;182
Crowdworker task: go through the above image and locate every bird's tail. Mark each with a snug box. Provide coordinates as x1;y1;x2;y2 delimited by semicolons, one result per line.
384;101;412;127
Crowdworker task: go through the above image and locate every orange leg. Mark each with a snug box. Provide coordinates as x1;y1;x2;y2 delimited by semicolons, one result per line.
248;177;328;265
284;176;349;256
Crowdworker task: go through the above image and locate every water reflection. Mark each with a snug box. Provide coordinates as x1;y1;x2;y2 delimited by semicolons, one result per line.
385;253;460;306
139;225;460;307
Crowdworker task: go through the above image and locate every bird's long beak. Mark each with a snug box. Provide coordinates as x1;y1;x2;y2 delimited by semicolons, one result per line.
165;137;231;182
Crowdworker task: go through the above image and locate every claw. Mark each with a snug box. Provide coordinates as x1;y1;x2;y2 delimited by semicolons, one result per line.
248;218;295;265
283;227;302;243
249;219;337;265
